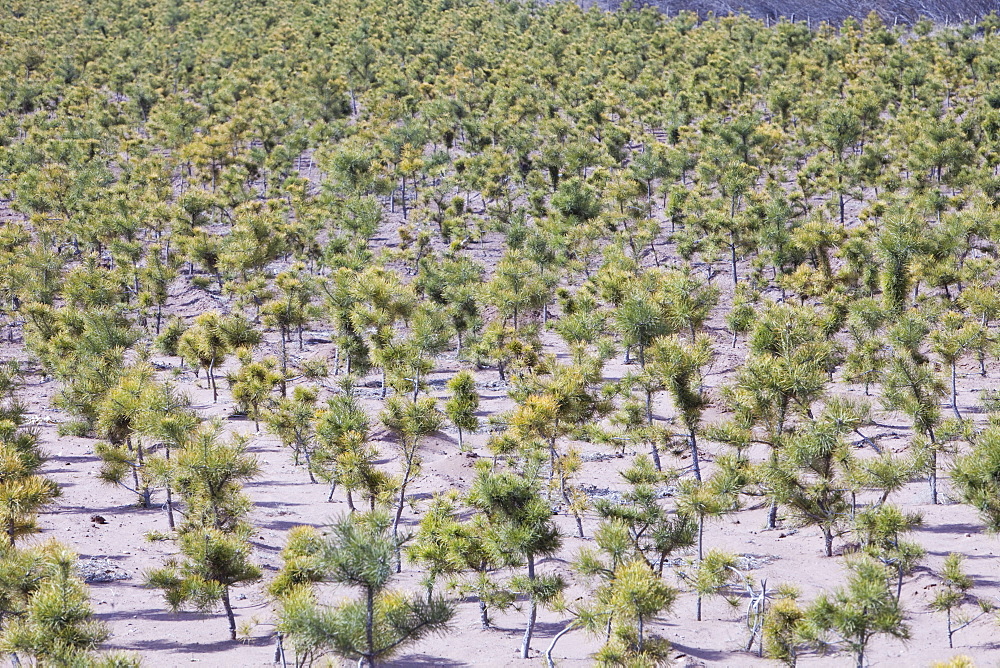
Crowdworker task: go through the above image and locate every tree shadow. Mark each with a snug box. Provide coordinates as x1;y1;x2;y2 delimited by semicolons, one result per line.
47;504;156;516
388;654;468;667
113;636;244;654
99;608;215;624
250;537;289;555
259;519;319;532
924;549;997;560
669;641;738;663
256;500;306;508
490;620;567;637
46;454;100;465
915;522;982;535
245;479;315;487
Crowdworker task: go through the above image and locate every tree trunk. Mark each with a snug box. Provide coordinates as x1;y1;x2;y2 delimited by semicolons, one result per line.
546;620;575;668
222;586;237;641
730;233;738;287
479;598;490;629
521;554;537;659
275;633;287;668
279;327;288;398
303;449;317;484
401;176;408;219
365;585;375;667
698;513;704;561
823;526;834;557
930;448;938;505
951;362;961;420
166;483;175;531
209;359;217;403
650;441;662;471
690;429;702;482
392;450;416;571
393;453;415;537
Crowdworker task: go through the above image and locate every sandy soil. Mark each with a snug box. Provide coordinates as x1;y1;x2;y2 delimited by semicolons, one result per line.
0;180;994;667
8;286;999;667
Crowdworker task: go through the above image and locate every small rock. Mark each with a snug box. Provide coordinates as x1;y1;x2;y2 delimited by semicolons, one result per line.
91;515;107;524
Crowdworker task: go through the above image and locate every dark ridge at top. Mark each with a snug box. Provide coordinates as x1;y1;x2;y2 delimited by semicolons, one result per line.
568;0;1000;25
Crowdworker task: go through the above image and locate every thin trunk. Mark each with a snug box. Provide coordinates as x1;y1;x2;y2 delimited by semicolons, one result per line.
402;176;408;219
222;586;237;641
730;241;738;287
303;449;317;484
521;554;537;659
276;634;287;668
697;513;705;623
479;598;490;629
279;328;288;398
209;359;217;403
392;449;416;570
698;513;704;561
823;526;833;557
930;447;938;505
166;446;175;529
690;429;702;482
365;586;375;667
166;482;175;529
545;620;575;668
951;362;961;420
128;440;142;504
563;483;584;537
650;440;662;471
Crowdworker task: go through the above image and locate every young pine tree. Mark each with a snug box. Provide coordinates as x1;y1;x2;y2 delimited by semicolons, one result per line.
930;553;994;649
277;512;453;667
444;370;479;451
468;467;563;659
0;542;115;665
800;556;910;668
146;528;262;641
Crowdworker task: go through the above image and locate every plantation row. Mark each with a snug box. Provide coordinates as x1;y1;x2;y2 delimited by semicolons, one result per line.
3;0;1000;665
